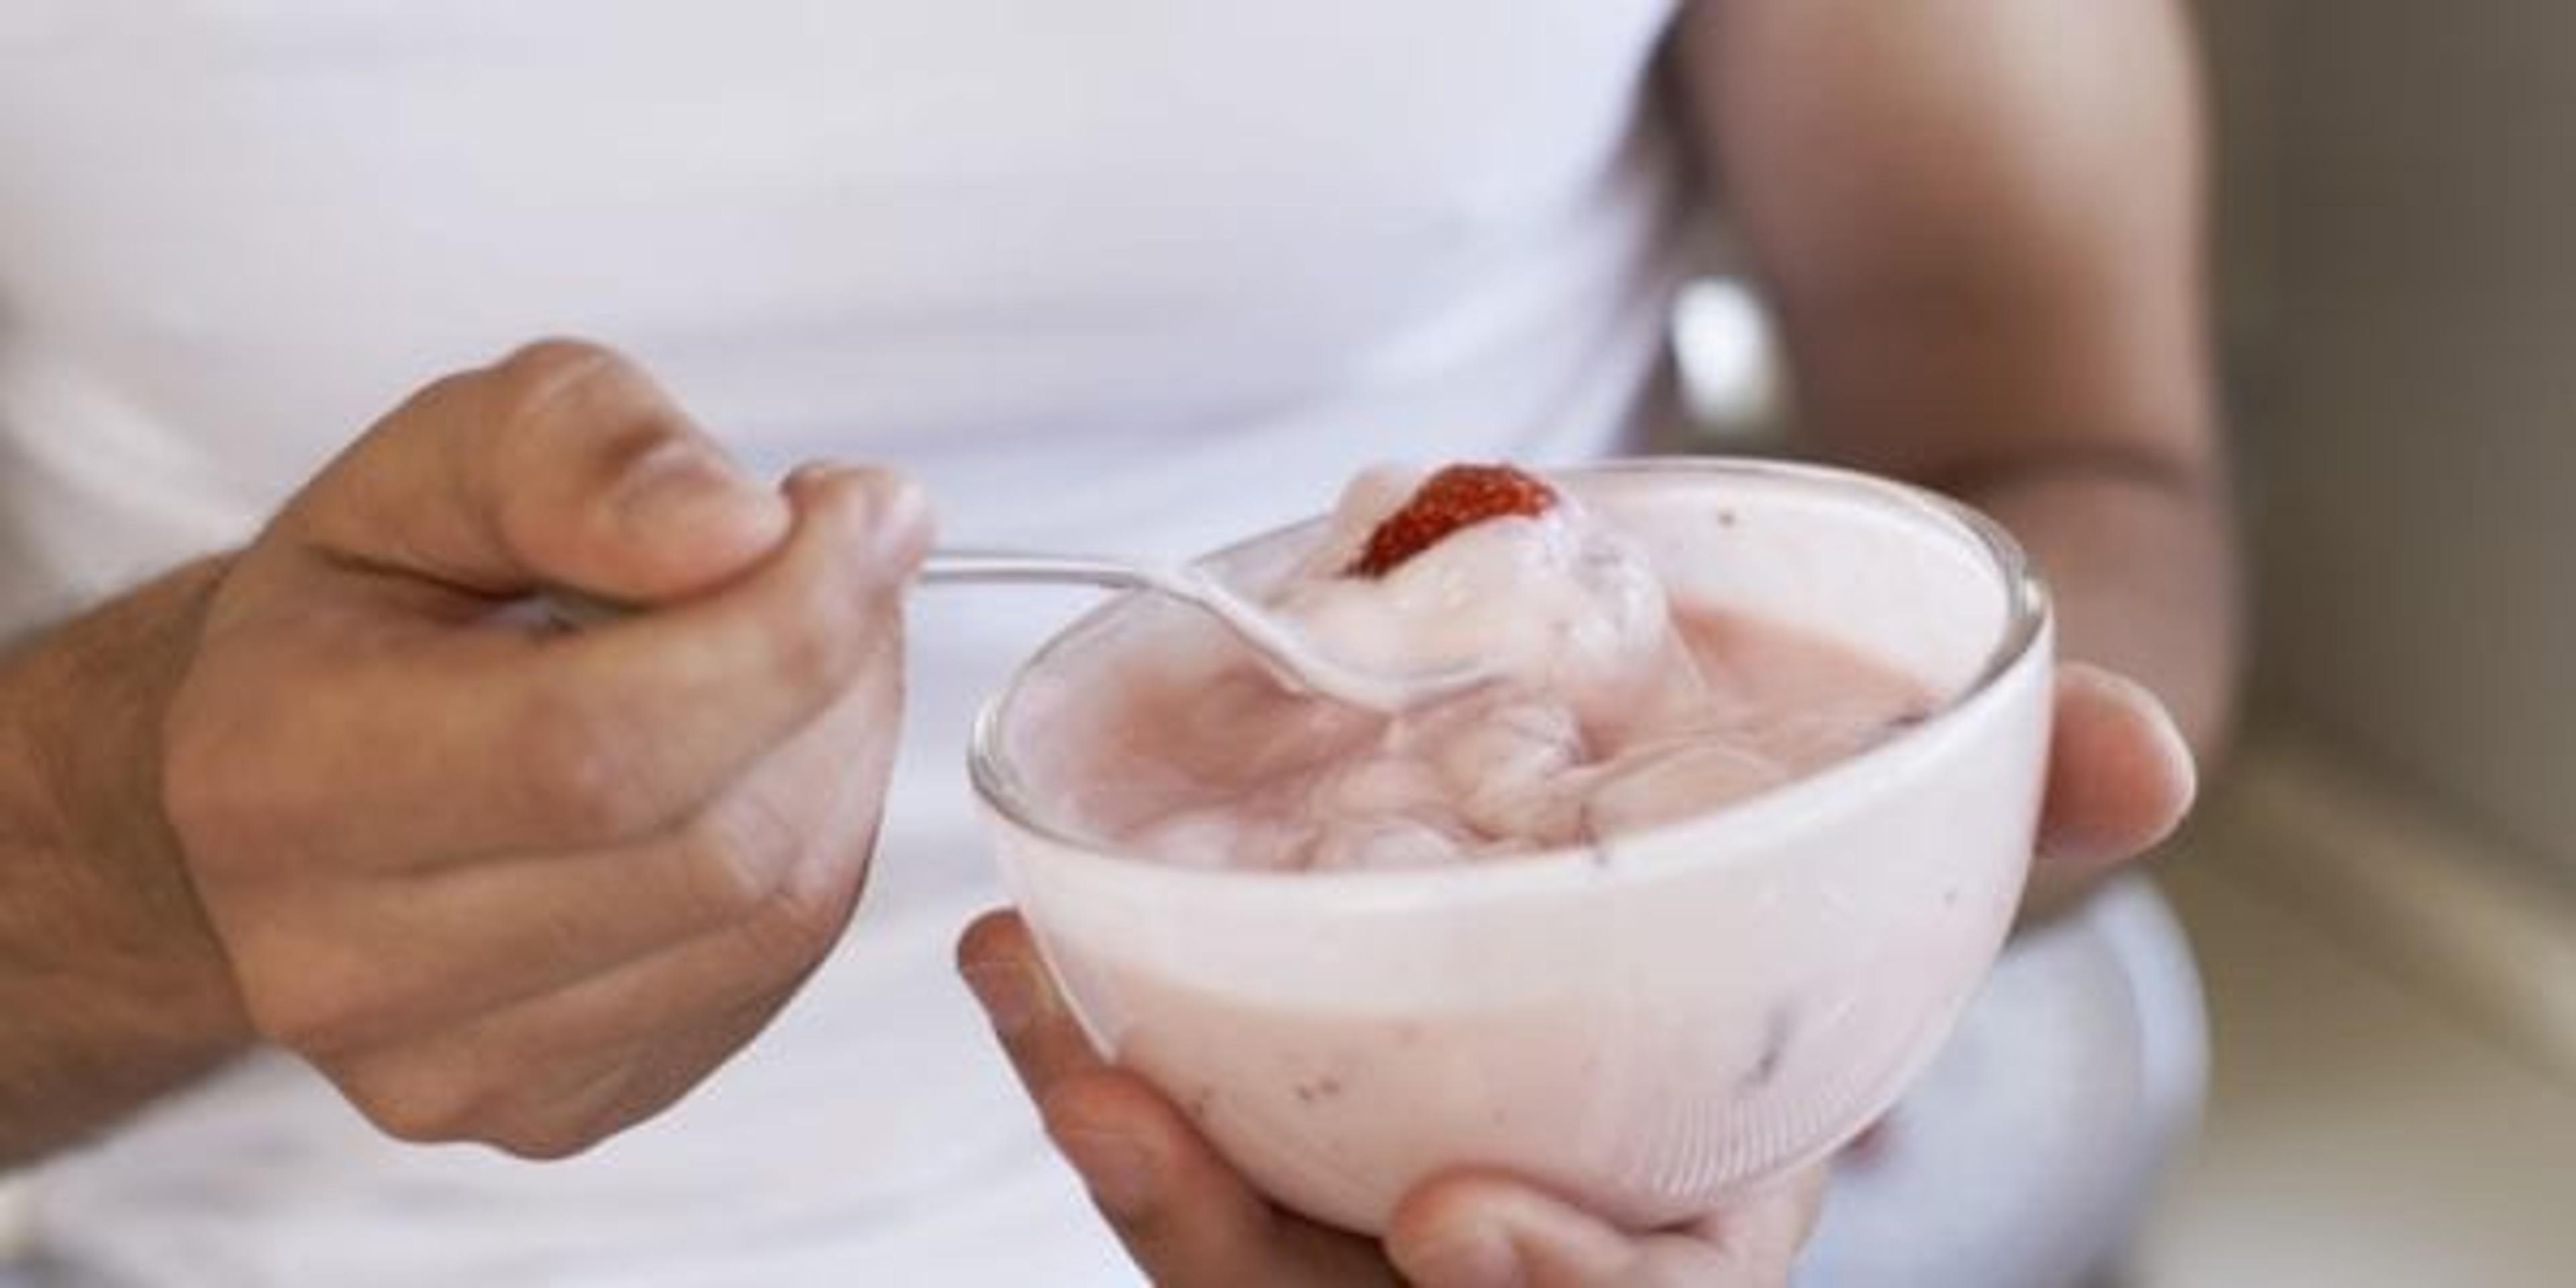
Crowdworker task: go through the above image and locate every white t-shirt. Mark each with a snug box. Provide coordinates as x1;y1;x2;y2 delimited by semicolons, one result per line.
1;3;1696;1283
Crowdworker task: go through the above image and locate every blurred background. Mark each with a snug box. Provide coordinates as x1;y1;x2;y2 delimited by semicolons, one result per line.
1682;3;2576;1283
2143;2;2576;1282
4;3;2571;1283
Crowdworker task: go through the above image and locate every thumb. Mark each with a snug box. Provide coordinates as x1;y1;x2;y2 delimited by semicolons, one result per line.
283;339;790;605
2035;663;2198;874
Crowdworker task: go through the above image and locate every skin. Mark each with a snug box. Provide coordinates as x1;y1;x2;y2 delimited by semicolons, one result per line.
957;0;2233;1283
951;677;2191;1288
0;0;2229;1281
1;340;932;1166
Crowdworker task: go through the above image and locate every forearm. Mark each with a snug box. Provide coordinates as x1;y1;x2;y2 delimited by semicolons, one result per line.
0;558;250;1169
1947;456;2239;761
1676;0;2236;743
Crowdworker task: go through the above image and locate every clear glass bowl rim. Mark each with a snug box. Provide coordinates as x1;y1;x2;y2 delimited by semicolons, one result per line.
967;456;2051;906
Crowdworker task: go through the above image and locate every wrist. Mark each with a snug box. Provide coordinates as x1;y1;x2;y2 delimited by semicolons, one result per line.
3;558;252;1074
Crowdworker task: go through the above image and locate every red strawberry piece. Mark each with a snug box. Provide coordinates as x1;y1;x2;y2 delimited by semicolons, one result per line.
1346;464;1560;578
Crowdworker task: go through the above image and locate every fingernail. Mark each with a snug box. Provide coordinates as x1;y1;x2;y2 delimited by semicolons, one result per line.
1403;1218;1525;1288
959;959;1041;1037
1053;1128;1158;1220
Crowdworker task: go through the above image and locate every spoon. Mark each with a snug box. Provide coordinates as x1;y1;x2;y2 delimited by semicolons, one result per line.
548;547;1495;712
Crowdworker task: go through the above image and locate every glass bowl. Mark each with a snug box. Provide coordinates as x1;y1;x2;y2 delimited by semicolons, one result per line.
970;458;2053;1232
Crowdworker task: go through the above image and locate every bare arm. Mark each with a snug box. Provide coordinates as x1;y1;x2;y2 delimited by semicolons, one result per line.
1676;0;2241;760
1;342;926;1170
969;13;2230;1272
0;562;250;1167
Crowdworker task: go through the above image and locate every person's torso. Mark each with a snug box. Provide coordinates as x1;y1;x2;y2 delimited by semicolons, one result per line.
0;4;1695;1284
0;0;1693;620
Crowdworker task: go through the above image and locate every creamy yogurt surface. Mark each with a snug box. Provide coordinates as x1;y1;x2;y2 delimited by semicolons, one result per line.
1059;465;1939;872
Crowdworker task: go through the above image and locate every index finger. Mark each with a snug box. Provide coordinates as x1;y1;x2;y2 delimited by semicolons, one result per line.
186;465;930;866
1388;1168;1826;1288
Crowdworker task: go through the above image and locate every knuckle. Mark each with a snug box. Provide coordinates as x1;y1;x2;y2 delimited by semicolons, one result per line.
765;597;861;696
486;339;635;426
673;795;803;916
516;693;667;841
333;1046;627;1159
488;1114;609;1162
743;851;861;963
337;1055;503;1147
759;861;850;947
478;339;648;478
763;580;887;700
473;337;692;572
677;814;853;965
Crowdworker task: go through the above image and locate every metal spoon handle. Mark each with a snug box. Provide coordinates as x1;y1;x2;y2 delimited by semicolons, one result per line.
547;547;1168;627
916;547;1160;592
918;551;1312;684
548;547;1487;710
